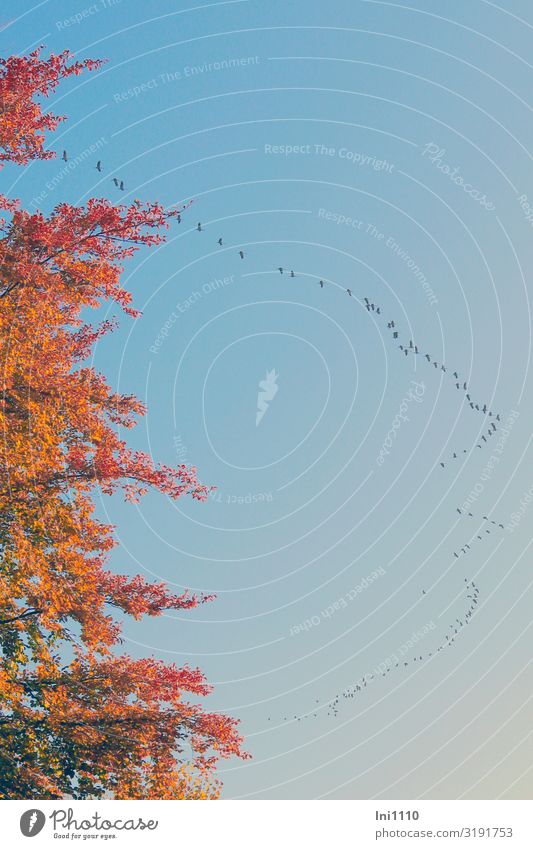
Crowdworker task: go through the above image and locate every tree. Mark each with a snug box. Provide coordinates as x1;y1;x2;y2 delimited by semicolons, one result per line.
0;48;247;799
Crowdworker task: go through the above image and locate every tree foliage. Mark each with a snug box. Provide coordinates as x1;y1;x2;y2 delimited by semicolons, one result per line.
0;48;246;799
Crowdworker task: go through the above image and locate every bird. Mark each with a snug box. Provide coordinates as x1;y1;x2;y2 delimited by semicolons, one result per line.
425;354;431;362
364;297;370;304
414;345;419;354
218;238;223;246
197;222;202;231
113;178;119;187
376;306;381;314
453;372;458;379
290;270;295;277
62;150;67;162
409;340;414;349
463;382;467;390
177;213;181;224
441;365;446;372
346;288;352;297
319;280;325;288
239;250;245;259
119;180;124;191
393;332;399;339
96;160;102;172
278;267;283;274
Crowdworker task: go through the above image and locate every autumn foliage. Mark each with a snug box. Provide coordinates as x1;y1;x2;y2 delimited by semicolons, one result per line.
0;49;246;799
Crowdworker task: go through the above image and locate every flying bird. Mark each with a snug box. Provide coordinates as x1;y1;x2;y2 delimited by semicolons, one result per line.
96;160;102;172
239;250;245;259
346;288;352;297
197;222;202;231
218;237;223;246
319;280;325;288
62;150;67;162
278;267;283;274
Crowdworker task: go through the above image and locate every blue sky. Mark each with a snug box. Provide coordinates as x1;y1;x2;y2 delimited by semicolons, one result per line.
3;0;533;799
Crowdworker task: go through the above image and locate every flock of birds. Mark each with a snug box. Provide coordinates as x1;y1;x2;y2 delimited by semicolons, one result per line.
270;579;480;722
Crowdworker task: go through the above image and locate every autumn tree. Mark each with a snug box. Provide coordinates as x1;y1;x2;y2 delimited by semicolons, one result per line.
0;48;246;799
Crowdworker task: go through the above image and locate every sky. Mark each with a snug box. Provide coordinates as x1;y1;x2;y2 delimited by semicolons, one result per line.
2;0;533;799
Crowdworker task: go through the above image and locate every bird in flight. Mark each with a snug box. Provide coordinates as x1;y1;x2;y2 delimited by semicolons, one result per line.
239;250;245;259
62;150;67;162
177;213;181;224
197;222;202;231
96;160;102;172
113;178;119;187
290;270;295;277
319;280;325;288
218;237;223;246
346;288;352;297
278;267;283;274
119;180;124;191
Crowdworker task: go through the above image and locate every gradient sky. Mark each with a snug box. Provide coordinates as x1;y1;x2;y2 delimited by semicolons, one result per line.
2;0;533;799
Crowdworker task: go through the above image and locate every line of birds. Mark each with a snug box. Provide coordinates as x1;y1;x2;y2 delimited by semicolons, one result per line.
365;297;500;421
269;580;480;723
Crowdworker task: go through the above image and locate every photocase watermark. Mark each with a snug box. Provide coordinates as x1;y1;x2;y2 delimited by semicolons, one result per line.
384;233;438;306
318;207;365;231
517;193;533;229
29;137;107;209
289;567;386;636
265;143;394;171
113;56;260;103
173;434;189;464
55;0;120;30
461;410;519;511
376;381;426;465
149;275;235;354
19;806;158;838
355;621;436;687
256;368;279;426
421;143;495;211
